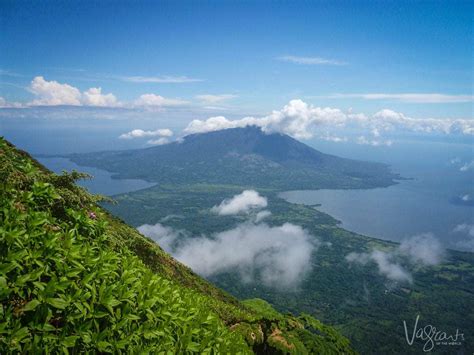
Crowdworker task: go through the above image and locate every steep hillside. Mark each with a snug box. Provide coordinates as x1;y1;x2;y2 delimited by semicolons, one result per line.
0;137;355;354
69;126;399;189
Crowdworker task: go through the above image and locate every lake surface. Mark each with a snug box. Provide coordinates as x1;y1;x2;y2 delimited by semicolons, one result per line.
281;140;474;251
36;157;155;196
35;139;473;251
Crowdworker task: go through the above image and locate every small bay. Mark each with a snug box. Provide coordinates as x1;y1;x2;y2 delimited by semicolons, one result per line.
36;157;156;196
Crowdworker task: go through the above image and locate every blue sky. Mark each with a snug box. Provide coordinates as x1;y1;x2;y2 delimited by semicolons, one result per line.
0;0;472;152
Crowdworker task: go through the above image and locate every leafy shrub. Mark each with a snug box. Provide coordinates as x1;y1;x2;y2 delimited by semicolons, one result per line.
0;140;250;353
0;138;356;354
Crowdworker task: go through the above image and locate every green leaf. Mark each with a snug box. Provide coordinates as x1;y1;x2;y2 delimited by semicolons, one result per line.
97;341;112;351
23;299;41;312
63;335;79;347
13;327;30;342
187;342;201;352
47;297;68;309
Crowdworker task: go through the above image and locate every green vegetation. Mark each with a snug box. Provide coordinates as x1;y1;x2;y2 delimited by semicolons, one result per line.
0;138;355;354
107;183;474;354
69;126;399;190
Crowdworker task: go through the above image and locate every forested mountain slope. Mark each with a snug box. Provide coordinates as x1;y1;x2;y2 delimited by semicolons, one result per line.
0;137;355;354
70;126;399;190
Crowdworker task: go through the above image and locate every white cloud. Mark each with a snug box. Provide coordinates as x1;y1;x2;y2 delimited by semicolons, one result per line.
399;233;445;266
185;99;347;140
346;250;412;283
325;93;473;103
0;96;23;108
184;115;249;134
176;222;315;287
122;75;203;83
196;94;237;104
140;221;316;288
460;160;474;172
356;136;393;147
137;195;315;288
370;109;474;135
211;190;268;215
147;137;170;145
453;224;474;251
134;93;189;107
318;134;348;143
184;99;474;140
137;223;184;252
24;76;188;109
278;55;346;66
453;223;474;237
27;76;120;107
461;194;471;202
346;234;444;282
255;210;272;223
29;76;82;106
370;250;413;283
81;87;120;107
119;128;173;140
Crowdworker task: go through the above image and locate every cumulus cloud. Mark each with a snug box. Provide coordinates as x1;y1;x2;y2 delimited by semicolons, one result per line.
134;93;189;107
119;128;173;140
370;109;473;135
346;250;413;283
399;233;445;266
183;99;474;140
29;76;82;106
211;190;268;215
277;55;346;66
325;93;473;103
185;99;348;140
139;221;316;288
196;94;237;104
27;76;120;107
82;87;120;107
21;76;189;109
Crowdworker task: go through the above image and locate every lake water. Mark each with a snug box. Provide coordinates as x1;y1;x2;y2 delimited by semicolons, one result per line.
35;139;473;251
36;157;155;196
281;140;474;251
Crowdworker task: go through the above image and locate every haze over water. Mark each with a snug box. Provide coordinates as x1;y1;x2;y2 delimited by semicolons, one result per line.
282;138;474;251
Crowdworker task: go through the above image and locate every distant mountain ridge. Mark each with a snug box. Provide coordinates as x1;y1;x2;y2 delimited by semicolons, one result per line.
70;126;400;190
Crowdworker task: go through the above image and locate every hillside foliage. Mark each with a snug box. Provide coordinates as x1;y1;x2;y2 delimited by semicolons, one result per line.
0;138;356;354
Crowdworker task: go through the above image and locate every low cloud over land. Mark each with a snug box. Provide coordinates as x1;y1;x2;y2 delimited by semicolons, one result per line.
346;233;445;283
346;250;413;283
399;233;445;266
211;190;267;215
453;224;474;251
138;221;316;288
